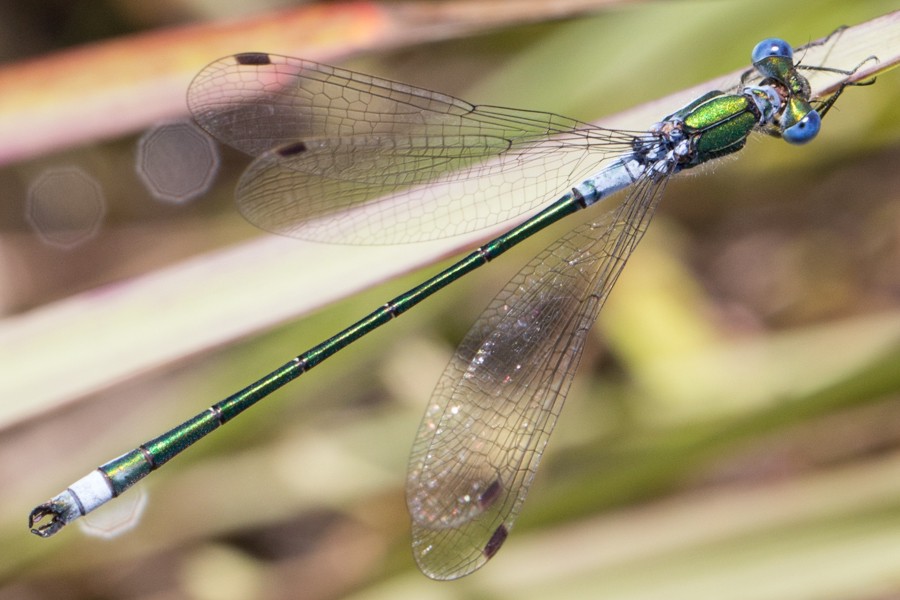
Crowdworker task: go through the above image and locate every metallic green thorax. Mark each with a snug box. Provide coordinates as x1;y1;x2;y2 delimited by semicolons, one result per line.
673;90;761;163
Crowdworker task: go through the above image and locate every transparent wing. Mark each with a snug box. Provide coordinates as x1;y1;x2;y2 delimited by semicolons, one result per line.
405;169;671;580
188;54;639;244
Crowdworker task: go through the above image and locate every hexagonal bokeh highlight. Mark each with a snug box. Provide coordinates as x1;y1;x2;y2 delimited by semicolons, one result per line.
27;167;106;249
79;487;147;539
136;121;219;204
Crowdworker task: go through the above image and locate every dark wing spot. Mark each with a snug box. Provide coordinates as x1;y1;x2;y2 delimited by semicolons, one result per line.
235;53;272;66
277;141;308;157
483;525;508;559
477;479;502;510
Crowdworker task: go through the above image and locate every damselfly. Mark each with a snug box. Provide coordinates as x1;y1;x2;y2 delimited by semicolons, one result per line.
29;33;874;580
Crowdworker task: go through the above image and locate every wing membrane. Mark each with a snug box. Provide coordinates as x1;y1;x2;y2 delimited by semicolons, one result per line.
406;171;670;580
188;54;640;243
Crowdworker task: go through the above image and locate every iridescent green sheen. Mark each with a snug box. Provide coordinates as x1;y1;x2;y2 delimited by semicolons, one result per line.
104;450;153;495
758;53;811;99
143;411;220;465
684;94;759;158
94;192;585;497
753;51;814;131
757;54;795;82
783;96;814;130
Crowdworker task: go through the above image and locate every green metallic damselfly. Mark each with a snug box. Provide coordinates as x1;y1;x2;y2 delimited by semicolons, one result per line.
29;34;874;580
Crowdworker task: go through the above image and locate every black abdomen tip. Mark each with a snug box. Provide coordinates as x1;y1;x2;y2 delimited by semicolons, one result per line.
235;53;272;66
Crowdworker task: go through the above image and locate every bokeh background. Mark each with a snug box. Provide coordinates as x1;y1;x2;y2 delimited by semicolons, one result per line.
1;1;899;599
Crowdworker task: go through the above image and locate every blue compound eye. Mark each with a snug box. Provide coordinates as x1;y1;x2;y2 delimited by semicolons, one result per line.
752;38;793;63
782;110;821;144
